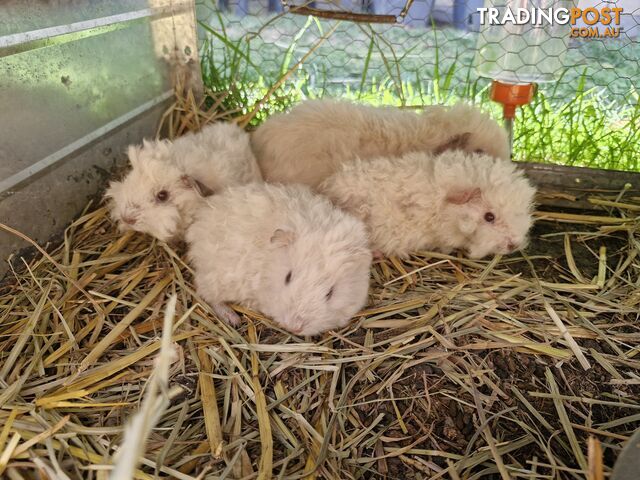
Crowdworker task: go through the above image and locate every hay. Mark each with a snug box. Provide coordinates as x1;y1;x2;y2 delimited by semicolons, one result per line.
110;295;180;480
1;92;639;479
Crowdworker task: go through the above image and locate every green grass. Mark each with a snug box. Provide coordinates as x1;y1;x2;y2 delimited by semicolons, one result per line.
518;87;640;171
196;4;640;172
199;12;300;123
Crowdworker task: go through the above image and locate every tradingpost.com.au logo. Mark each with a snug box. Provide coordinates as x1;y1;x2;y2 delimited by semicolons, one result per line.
477;5;624;38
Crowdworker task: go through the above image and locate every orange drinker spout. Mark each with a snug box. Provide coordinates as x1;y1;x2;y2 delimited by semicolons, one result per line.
490;80;536;119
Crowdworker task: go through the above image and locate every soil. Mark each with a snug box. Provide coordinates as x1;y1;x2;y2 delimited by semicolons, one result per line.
342;345;640;479
508;208;633;281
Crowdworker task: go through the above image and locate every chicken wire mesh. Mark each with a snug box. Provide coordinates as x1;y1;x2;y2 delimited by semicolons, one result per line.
195;0;640;171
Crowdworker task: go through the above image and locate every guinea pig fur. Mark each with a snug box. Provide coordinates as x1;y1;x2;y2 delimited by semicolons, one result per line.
319;150;536;259
105;122;262;242
252;98;510;188
185;183;372;336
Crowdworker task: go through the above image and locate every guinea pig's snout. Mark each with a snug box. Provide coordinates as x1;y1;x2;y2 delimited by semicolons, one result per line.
121;214;137;226
120;204;141;226
286;316;306;335
506;236;527;254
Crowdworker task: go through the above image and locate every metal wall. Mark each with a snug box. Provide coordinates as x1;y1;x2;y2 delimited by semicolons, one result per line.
0;0;201;278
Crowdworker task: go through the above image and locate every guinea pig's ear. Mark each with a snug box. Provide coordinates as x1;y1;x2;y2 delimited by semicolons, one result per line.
445;187;482;205
181;175;215;197
434;132;471;155
270;229;296;248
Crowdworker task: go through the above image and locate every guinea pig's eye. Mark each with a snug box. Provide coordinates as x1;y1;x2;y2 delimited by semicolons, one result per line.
484;212;495;223
155;190;169;202
285;271;292;285
325;287;334;301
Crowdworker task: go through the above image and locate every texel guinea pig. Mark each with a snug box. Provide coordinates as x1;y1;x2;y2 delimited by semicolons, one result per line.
105;122;262;242
319;150;536;259
251;98;510;188
185;183;372;336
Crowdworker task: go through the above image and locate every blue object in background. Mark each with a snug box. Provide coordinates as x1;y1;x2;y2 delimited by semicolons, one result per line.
219;0;250;15
236;0;250;15
268;0;283;12
453;0;483;31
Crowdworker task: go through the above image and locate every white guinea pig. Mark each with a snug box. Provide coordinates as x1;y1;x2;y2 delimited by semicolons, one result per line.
252;99;510;188
186;183;372;336
319;150;536;259
105;122;262;242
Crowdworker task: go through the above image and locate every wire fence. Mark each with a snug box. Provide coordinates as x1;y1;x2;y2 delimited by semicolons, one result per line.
195;0;640;171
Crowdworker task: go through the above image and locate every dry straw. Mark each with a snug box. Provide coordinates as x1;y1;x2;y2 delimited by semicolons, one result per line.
110;294;181;479
0;88;639;479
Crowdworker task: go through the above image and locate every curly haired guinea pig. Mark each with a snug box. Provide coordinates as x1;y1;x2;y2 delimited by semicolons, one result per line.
319;150;536;259
105;122;262;242
252;99;510;188
186;183;372;336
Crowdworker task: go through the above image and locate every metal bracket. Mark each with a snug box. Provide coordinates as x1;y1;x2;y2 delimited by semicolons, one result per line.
281;0;416;24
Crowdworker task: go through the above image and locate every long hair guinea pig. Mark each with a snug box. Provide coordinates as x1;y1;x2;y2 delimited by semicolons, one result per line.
252;99;510;188
319;150;536;259
105;122;262;242
186;183;372;336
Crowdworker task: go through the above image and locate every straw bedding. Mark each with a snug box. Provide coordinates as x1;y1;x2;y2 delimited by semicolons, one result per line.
0;95;639;480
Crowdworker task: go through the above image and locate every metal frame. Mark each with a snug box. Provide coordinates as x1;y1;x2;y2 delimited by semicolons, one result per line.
0;5;194;59
0;91;173;197
282;0;416;23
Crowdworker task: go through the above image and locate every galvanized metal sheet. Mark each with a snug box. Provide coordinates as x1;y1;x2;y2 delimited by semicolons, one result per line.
0;0;201;277
0;21;169;182
0;0;149;37
0;0;201;196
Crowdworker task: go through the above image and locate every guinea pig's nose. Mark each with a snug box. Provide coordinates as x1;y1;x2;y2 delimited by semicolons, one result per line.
507;242;517;252
288;316;306;335
122;215;137;226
